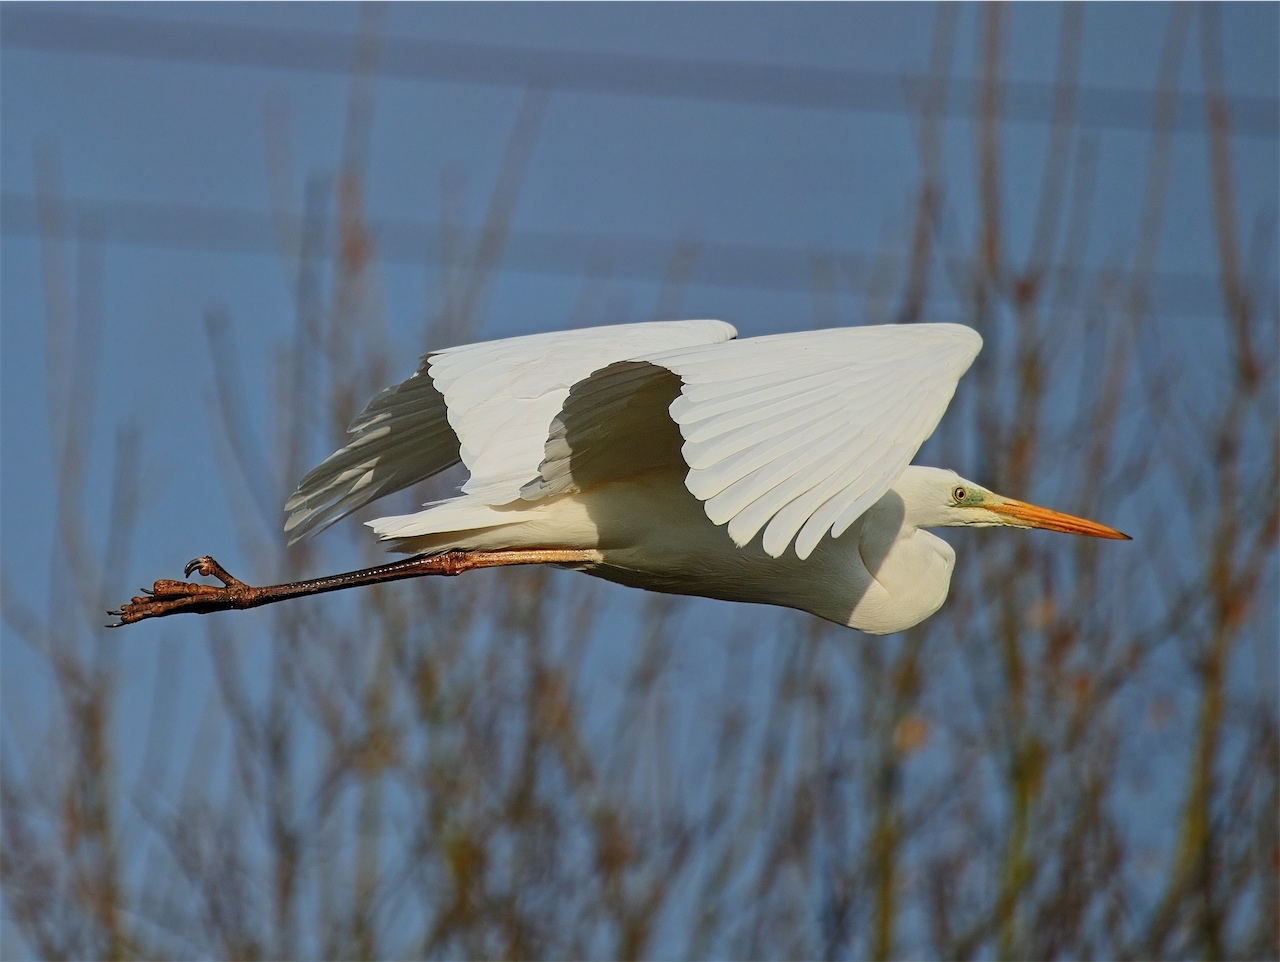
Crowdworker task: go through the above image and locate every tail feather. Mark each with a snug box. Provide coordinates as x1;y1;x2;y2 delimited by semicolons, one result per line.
368;496;522;543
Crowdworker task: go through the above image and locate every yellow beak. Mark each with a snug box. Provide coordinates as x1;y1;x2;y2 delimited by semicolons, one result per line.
986;498;1131;540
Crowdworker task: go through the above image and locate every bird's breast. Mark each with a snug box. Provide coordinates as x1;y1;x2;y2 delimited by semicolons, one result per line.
577;470;868;624
565;470;955;634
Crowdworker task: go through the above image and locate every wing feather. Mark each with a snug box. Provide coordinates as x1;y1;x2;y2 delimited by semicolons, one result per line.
284;372;460;542
284;320;736;540
681;363;915;507
728;437;863;550
682;401;837;471
693;412;848;509
521;360;687;500
433;320;735;502
678;368;856;440
651;323;981;559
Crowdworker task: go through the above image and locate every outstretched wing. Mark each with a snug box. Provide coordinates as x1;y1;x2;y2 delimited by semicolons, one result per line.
283;319;737;542
531;323;981;559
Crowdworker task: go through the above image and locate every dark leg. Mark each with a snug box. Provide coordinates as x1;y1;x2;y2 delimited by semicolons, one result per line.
108;549;599;626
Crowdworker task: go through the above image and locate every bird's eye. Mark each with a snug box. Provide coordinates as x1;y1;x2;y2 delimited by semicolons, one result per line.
952;486;967;502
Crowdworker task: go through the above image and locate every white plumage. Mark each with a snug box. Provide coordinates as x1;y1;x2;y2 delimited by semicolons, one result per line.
287;321;976;554
274;320;1127;634
284;319;736;540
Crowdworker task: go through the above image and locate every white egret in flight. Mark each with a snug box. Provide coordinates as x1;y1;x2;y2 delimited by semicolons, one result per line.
112;321;1127;632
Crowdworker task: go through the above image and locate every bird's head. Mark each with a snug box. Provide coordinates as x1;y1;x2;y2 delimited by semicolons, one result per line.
899;466;1130;540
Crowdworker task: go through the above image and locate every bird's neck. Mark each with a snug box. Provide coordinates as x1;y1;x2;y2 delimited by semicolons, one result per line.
829;473;957;633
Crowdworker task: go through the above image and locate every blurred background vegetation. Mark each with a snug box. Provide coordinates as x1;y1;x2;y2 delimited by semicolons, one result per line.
2;3;1276;958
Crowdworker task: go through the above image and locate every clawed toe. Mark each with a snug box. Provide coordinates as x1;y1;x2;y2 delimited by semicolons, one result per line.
184;556;245;588
107;556;256;625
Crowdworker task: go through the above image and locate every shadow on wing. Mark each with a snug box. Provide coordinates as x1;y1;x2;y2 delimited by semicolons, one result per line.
522;361;686;499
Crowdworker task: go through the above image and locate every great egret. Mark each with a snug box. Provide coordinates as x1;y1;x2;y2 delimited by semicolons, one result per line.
111;321;1127;632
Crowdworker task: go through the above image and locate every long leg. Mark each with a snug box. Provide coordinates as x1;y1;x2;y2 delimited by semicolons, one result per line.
108;549;600;626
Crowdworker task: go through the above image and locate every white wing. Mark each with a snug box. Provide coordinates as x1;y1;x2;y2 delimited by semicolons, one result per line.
432;320;736;502
532;323;981;559
284;319;737;541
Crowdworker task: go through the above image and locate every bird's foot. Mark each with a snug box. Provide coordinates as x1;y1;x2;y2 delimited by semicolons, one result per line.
108;556;260;626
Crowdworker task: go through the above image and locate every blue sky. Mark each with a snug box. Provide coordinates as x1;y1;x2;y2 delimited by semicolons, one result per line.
1;3;1276;955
